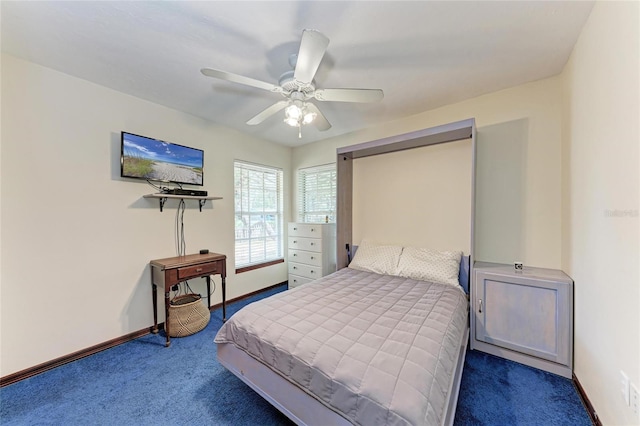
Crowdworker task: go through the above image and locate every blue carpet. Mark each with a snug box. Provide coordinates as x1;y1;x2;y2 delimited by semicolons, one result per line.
455;351;591;425
1;284;591;425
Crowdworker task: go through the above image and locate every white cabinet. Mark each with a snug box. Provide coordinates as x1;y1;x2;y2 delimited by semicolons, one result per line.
288;223;336;289
471;262;574;378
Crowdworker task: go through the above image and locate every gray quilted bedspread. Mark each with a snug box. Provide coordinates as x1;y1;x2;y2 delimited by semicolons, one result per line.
214;267;468;426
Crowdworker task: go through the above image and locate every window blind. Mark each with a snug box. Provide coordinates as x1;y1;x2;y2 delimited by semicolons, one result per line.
234;161;284;268
297;163;337;223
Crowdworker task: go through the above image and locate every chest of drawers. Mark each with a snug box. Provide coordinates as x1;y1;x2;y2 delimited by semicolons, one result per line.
288;222;336;289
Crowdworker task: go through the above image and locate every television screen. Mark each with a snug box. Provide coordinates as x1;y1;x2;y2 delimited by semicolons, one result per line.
120;132;204;186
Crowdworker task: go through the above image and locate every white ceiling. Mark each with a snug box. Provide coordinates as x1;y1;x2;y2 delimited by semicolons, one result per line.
1;1;594;147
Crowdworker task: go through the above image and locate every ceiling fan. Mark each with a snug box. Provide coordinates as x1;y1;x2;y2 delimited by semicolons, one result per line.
201;29;384;138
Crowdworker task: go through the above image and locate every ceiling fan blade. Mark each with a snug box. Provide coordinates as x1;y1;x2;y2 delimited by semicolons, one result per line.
306;103;331;131
314;88;384;103
246;100;289;125
294;30;330;84
201;68;282;93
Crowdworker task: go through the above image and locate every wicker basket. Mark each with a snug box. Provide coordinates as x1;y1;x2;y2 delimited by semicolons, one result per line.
168;294;210;337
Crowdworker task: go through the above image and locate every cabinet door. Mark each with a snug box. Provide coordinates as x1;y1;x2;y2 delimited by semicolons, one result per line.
474;272;571;365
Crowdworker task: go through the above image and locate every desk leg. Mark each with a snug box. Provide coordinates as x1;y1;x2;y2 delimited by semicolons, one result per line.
206;276;211;310
164;291;171;347
151;283;158;334
222;276;227;322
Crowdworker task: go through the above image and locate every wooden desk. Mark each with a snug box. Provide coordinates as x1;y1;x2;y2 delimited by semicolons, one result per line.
150;252;227;347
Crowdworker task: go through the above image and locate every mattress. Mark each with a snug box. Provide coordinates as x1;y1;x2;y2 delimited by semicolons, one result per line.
214;267;468;425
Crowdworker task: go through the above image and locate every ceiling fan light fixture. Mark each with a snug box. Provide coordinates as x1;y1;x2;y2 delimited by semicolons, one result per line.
284;116;299;127
284;101;316;128
302;111;316;125
285;103;303;121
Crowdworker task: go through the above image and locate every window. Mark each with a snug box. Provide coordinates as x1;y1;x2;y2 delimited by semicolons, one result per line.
234;161;284;271
298;163;337;223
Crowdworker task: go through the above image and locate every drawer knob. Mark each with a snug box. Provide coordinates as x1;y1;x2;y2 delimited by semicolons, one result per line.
310;256;314;260
293;253;297;256
311;228;315;232
310;242;314;246
196;268;203;273
293;227;297;231
293;266;297;269
311;270;315;274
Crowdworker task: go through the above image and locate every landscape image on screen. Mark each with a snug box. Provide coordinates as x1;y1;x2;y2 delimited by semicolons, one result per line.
122;133;203;185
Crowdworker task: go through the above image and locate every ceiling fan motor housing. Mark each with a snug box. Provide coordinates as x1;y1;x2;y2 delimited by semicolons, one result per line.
279;70;315;96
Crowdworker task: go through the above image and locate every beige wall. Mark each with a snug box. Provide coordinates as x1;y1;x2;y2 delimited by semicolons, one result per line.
0;54;290;376
562;2;639;425
293;75;563;269
352;139;472;252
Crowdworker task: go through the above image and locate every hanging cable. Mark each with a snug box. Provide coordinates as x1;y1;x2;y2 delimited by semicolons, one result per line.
175;198;186;256
146;179;170;193
208;275;217;298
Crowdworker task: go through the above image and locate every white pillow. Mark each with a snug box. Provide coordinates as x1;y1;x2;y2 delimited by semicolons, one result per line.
396;246;462;287
348;240;403;276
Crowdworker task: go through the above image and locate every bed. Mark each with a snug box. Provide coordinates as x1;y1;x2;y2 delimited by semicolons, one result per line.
216;119;475;425
215;244;470;426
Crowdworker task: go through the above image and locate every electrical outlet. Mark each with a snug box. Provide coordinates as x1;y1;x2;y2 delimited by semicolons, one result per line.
631;383;639;417
621;371;630;405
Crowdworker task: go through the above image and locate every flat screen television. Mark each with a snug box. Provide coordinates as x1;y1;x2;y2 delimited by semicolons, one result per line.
120;132;204;186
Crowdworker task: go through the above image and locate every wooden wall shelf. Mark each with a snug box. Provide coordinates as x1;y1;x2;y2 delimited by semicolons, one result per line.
144;193;223;212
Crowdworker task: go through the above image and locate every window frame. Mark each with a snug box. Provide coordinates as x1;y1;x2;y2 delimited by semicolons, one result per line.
234;160;284;273
297;163;337;223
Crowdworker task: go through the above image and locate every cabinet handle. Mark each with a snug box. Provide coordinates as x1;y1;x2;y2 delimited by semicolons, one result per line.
478;299;483;313
196;268;203;273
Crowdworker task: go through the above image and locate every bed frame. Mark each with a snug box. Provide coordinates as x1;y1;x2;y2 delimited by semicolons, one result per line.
217;327;469;426
218;118;476;425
